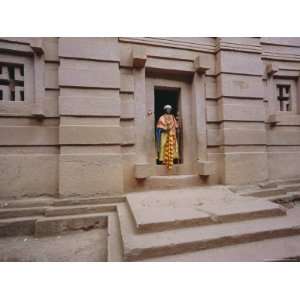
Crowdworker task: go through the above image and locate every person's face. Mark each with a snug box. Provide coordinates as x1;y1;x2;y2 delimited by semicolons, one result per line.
166;107;172;114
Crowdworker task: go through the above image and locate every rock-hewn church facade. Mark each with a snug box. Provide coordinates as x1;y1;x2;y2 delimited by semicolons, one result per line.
1;37;300;200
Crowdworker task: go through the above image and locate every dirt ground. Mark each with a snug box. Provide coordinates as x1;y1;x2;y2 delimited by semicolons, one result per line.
0;228;107;262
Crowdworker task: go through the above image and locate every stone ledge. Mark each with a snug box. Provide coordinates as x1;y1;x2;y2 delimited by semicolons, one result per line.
267;113;300;126
132;47;147;68
194;56;210;74
197;160;215;176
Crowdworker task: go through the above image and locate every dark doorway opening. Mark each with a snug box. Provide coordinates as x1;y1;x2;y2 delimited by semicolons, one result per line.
154;87;182;165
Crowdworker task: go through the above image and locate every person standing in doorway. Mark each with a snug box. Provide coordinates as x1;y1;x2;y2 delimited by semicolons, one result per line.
156;105;179;170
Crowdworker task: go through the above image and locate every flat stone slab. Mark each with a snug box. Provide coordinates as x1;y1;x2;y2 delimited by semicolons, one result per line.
127;186;285;232
118;202;300;261
142;233;300;262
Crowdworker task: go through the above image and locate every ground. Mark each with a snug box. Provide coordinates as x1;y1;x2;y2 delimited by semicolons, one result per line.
1;183;300;262
0;228;107;262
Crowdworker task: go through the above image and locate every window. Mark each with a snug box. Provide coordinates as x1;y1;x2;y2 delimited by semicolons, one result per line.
277;84;291;111
0;63;25;102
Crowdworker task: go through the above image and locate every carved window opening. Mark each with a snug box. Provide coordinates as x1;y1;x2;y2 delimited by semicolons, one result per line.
277;84;291;111
0;63;25;102
154;87;183;165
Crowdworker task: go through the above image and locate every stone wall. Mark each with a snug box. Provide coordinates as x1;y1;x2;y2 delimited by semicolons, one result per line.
1;37;300;199
58;38;123;198
0;38;59;199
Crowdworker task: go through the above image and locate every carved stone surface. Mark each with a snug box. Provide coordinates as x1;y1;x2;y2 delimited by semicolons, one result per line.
0;37;300;199
135;164;153;179
197;160;215;176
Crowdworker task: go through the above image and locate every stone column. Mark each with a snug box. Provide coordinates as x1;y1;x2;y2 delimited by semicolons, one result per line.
216;37;268;185
131;48;152;179
31;52;45;117
192;62;208;162
133;67;147;163
192;57;215;176
58;38;123;198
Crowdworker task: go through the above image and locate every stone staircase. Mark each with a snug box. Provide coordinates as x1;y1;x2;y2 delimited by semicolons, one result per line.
1;178;300;261
229;178;300;206
116;186;300;261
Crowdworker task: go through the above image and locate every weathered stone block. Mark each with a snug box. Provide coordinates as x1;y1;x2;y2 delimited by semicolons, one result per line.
59;96;120;117
43;38;59;62
207;128;222;146
224;151;268;184
59;125;121;145
59;153;123;197
268;150;300;180
267;114;280;126
44;90;59;117
217;51;263;75
132;47;147;68
135;164;153;179
197;160;215;176
267;113;300;126
0;152;58;199
220;101;265;122
206;101;219;122
121;96;135;119
268;127;300;145
120;69;134;93
59;38;119;62
122;126;135;145
45;62;59;89
0;126;58;146
223;128;266;145
205;77;217;99
265;63;279;76
146;57;194;74
194;56;209;74
217;74;263;99
59;59;120;89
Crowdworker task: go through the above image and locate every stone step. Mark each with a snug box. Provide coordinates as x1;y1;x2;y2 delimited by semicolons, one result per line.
0;203;118;219
0;196;125;210
228;178;300;196
0;207;47;219
0;216;38;237
35;213;108;237
0;212;110;237
258;182;279;189
291;192;300;201
141;234;300;262
117;203;300;261
52;196;125;207
44;204;116;217
127;193;286;233
107;212;123;262
259;193;296;204
0;197;54;209
281;184;300;193
278;178;300;185
137;175;204;191
241;188;287;198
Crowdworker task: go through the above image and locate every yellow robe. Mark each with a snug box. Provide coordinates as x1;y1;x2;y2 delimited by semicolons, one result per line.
156;114;179;169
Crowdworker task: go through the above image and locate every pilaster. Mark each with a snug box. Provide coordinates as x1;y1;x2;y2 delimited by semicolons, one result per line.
58;38;123;198
216;37;268;184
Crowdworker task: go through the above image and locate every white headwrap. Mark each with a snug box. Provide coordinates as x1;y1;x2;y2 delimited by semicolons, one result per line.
163;105;172;110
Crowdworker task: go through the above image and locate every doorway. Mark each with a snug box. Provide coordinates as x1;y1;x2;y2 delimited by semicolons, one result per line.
154;87;183;164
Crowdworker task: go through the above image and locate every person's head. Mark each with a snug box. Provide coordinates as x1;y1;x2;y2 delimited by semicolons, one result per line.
163;104;172;114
